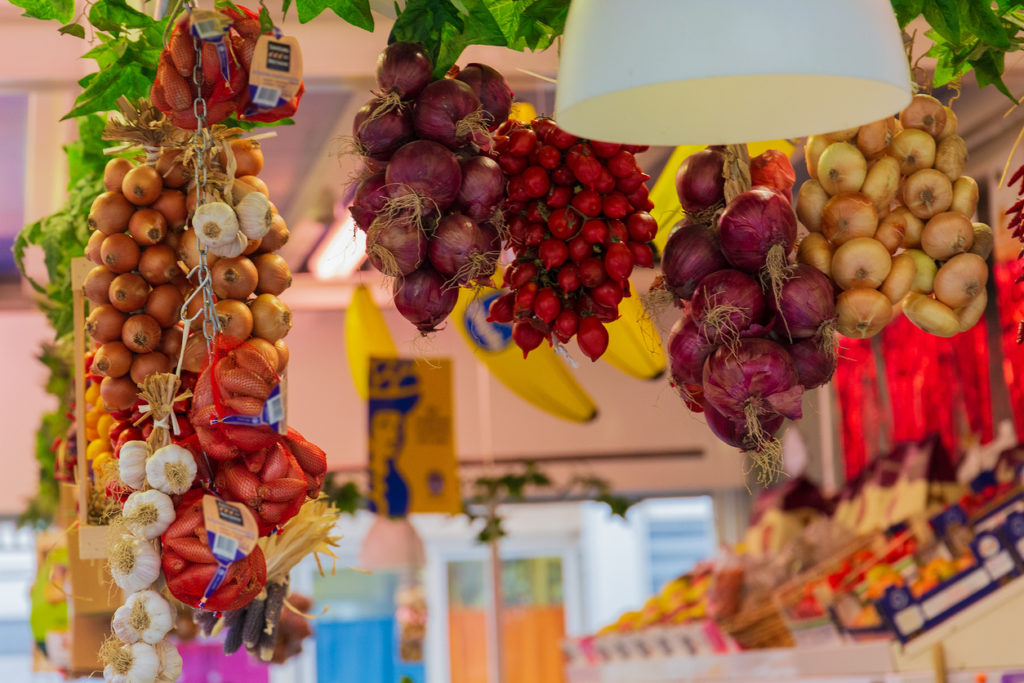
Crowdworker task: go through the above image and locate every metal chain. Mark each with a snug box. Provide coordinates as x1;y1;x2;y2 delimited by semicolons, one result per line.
179;11;221;356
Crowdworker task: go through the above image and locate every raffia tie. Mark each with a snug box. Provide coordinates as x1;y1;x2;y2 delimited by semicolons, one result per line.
722;143;752;203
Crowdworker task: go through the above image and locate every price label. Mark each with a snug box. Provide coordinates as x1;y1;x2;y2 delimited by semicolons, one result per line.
246;34;303;114
199;495;258;608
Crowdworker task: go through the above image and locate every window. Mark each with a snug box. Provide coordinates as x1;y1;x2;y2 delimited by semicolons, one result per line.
642;497;716;595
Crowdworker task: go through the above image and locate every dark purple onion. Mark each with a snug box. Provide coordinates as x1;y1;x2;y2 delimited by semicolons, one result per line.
675;148;725;213
702;338;803;423
393;265;458;332
667;314;717;386
351;172;388;230
376;42;433;99
353;97;413;160
413;78;483;149
365;216;427;276
704;401;784;450
454;63;513;130
428;213;496;281
690;269;766;345
661;220;728;301
456;156;506;221
773;264;837;339
385;140;463;212
789;337;837;389
718;187;797;272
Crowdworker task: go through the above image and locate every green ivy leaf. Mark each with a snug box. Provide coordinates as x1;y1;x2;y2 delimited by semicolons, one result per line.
924;0;962;44
9;0;73;23
890;0;924;28
258;5;274;33
88;0;153;32
294;0;373;30
63;60;152;119
972;49;1018;102
227;116;296;130
962;0;1011;48
58;22;86;38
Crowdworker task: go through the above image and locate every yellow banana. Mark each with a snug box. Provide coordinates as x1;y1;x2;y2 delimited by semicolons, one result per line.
453;286;598;423
345;284;398;400
651;140;796;253
601;280;666;380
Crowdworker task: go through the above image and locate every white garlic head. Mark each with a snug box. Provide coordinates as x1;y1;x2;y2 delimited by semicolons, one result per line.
155;640;183;682
102;640;159;683
122;490;175;540
109;533;161;594
113;590;174;645
209;228;248;258
235;191;272;240
192;201;239;249
118;441;150;491
145;444;197;495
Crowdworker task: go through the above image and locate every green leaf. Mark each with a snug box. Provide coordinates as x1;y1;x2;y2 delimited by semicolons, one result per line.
294;0;373;30
224;115;295;130
972;49;1018;102
962;0;1011;48
63;60;153;119
890;0;924;27
924;0;961;44
88;0;154;32
58;22;86;38
9;0;74;23
258;5;274;33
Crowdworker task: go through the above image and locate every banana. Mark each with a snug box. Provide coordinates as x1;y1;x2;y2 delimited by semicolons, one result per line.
453;286;598;423
345;284;398;400
601;280;666;380
651;140;796;254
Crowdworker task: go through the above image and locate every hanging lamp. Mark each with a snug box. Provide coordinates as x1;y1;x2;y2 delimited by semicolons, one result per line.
358;515;426;572
554;0;912;145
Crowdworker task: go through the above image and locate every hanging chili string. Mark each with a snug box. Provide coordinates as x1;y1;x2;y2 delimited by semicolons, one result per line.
834;338;883;481
994;256;1024;437
951;318;994;444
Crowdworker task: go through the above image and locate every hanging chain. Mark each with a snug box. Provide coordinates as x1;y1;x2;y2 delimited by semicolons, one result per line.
180;13;221;357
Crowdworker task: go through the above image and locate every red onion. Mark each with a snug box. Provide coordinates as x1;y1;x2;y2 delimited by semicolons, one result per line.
353;97;414;160
456;155;506;221
788;337;837;389
773;264;837;340
376;42;433;99
413;78;485;150
455;63;513;130
675;148;725;213
690;269;766;345
385;140;463;213
718;187;797;273
365;216;427;277
661;219;728;301
428;213;497;283
394;265;459;332
704;401;784;451
351;172;388;230
750;149;796;202
667;314;716;386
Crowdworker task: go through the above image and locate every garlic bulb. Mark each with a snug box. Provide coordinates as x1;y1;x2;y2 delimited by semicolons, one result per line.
118;441;150;490
109;533;161;594
209;228;247;258
235;191;273;239
145;444;197;495
155;641;183;682
112;590;173;645
102;640;159;683
230;177;258;205
122;490;175;540
192;201;239;249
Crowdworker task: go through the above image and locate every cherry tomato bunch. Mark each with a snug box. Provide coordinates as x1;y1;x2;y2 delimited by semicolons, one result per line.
487;116;657;360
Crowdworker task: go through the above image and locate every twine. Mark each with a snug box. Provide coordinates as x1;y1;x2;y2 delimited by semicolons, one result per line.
722;144;752;203
133;372;193;452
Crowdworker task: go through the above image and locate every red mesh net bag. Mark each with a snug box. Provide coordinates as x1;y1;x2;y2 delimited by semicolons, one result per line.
189;335;281;462
161;489;267;611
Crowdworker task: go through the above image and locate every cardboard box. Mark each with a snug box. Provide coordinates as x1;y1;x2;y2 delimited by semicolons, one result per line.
67;524;120;615
68;613;110;677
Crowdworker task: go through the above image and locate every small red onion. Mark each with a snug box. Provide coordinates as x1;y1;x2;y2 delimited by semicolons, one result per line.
717;187;797;273
454;63;513;130
351;172;388;230
690;269;766;345
365;216;427;276
773;264;837;340
667;314;717;386
704;401;785;451
353;97;413;160
428;213;497;283
413;79;484;150
393;265;458;332
661;219;728;301
675;148;725;213
702;338;803;423
376;42;433;99
750;149;796;202
385;140;463;212
456;156;506;221
788;337;837;389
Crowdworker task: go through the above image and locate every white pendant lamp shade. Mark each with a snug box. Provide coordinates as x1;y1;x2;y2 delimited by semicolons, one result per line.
359;515;426;572
554;0;912;145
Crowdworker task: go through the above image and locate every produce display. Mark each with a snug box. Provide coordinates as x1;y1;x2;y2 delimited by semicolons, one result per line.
795;95;990;339
349;42;513;332
660;146;823;481
488;117;656;360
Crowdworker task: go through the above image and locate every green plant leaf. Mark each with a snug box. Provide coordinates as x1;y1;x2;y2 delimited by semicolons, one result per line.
58;22;86;37
9;0;73;22
258;5;274;32
890;0;924;28
294;0;373;29
88;0;154;32
972;49;1018;102
963;0;1011;48
924;0;962;44
63;60;152;119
